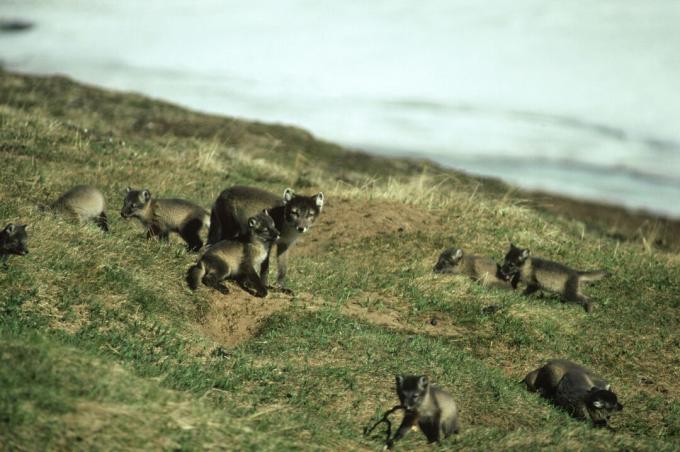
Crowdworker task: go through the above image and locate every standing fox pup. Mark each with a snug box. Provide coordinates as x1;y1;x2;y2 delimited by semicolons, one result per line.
434;248;512;289
208;186;323;288
524;359;623;427
187;210;279;297
387;375;460;449
41;185;108;231
121;188;209;251
499;244;608;312
1;223;28;268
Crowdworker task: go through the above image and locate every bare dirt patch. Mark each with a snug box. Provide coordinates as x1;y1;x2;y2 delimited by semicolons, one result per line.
195;285;295;347
293;197;443;255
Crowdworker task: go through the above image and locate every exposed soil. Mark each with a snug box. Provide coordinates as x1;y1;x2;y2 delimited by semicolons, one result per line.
195;286;295;347
293;197;442;255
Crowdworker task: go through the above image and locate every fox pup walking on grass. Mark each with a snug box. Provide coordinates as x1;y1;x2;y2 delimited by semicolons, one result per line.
1;223;28;268
524;359;623;427
121;187;210;251
208;186;323;290
434;248;512;289
40;185;108;231
499;244;608;312
187;210;279;297
387;375;460;449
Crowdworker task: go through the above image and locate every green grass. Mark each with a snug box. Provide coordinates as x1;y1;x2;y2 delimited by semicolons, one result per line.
1;70;679;450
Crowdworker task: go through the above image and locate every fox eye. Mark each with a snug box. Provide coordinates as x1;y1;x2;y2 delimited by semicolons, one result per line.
291;209;299;216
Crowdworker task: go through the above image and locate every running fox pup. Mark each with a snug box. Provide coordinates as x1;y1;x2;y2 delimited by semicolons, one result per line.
434;248;512;289
208;186;323;288
187;210;279;297
1;223;28;268
524;359;623;427
499;243;608;312
387;375;460;449
121;187;210;251
40;185;108;231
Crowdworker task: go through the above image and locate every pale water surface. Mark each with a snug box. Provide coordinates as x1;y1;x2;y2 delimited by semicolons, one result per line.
1;0;679;216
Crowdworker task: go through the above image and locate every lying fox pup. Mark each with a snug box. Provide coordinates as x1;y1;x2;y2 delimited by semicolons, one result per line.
524;359;623;427
434;248;512;289
40;185;108;231
499;244;608;312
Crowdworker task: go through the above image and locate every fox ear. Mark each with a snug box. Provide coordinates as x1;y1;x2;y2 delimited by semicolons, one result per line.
592;399;604;408
283;188;295;204
314;192;324;209
248;217;258;228
125;186;132;194
262;209;269;217
521;249;530;259
141;189;151;202
454;249;463;259
3;224;15;234
395;375;404;387
605;384;611;391
418;376;429;389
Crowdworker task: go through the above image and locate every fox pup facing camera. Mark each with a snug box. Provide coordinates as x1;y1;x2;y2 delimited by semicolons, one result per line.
187;210;279;297
524;359;622;427
499;243;608;312
208;186;323;289
1;223;28;268
40;185;108;231
434;248;512;289
121;187;210;251
387;375;460;449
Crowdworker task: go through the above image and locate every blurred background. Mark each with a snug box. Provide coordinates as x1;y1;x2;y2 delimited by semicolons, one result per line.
1;0;679;217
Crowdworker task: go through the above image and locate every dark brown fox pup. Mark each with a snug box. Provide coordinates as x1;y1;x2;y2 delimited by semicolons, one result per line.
434;248;512;289
208;186;323;288
121;187;210;251
187;210;279;297
499;243;608;312
41;185;108;231
387;375;460;449
524;359;622;427
1;223;28;268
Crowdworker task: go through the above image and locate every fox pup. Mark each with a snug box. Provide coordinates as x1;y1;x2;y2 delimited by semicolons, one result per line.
208;186;323;288
499;244;608;312
524;359;622;427
1;223;28;268
187;210;279;297
121;187;210;251
41;185;108;231
387;375;460;449
434;248;512;289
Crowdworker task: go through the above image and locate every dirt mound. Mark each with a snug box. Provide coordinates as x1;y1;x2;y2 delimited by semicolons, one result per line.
294;197;441;255
196;286;295;347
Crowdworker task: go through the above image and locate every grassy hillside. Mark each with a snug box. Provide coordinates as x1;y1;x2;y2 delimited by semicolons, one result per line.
1;70;678;451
